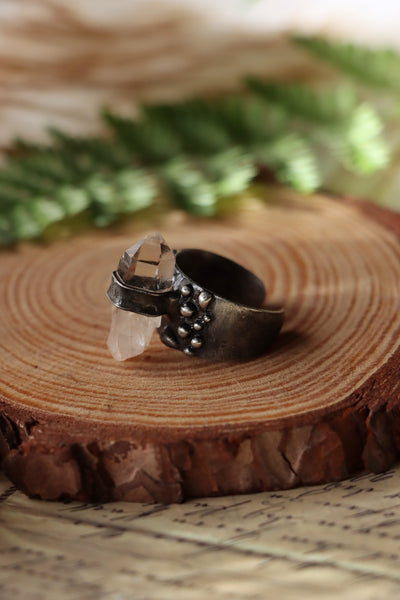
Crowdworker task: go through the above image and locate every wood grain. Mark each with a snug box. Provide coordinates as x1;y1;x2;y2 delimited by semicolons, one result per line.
1;188;400;502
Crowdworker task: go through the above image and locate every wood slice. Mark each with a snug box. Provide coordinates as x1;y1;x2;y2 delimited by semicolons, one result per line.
1;189;400;503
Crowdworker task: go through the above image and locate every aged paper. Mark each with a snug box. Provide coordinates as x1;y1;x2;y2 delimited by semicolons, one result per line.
1;468;400;600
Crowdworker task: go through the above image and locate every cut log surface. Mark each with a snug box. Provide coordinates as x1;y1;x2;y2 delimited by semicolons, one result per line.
1;189;400;503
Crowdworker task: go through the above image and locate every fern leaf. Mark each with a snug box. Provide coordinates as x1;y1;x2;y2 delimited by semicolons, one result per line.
337;104;389;172
295;36;400;92
161;158;218;216
202;148;256;197
215;95;288;143
0;63;394;245
103;110;182;163
248;79;389;174
247;78;357;123
144;102;233;154
255;134;320;192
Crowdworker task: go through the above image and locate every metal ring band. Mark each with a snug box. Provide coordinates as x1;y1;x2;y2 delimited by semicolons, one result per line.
159;249;284;360
107;248;284;361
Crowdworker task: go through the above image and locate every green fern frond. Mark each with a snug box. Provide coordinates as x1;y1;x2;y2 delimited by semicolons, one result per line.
161;159;218;216
255;134;321;192
247;78;357;123
335;104;389;172
248;79;389;174
202;148;256;197
295;36;400;92
144;102;233;154
215;95;288;142
103;110;182;163
0;67;393;245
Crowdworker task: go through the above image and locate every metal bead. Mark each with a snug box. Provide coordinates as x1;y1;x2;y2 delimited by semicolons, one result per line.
180;284;192;297
183;346;194;356
193;320;203;331
178;324;191;338
203;313;212;323
180;302;196;317
198;291;212;309
191;336;203;349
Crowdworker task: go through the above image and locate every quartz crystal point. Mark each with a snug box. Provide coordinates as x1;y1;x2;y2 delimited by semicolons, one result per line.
107;233;175;361
108;307;162;361
118;232;175;290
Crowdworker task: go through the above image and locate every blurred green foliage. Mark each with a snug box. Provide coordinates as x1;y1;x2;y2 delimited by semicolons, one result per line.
2;36;400;245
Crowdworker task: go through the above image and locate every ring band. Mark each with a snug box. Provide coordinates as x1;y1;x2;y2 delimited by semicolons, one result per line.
107;234;284;361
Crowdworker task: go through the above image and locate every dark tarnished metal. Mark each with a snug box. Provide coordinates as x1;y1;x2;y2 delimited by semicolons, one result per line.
158;249;284;360
107;271;172;317
107;248;284;361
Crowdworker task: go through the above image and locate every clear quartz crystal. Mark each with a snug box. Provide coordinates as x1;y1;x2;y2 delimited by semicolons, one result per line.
118;232;175;290
107;307;161;361
108;232;175;361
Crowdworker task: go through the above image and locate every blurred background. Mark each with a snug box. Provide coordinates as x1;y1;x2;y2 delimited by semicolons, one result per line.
2;0;400;142
1;0;400;244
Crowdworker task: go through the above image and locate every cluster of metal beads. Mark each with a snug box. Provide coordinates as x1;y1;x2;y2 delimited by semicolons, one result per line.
178;284;213;355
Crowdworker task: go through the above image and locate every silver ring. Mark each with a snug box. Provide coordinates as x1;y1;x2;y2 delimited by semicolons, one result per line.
107;233;284;361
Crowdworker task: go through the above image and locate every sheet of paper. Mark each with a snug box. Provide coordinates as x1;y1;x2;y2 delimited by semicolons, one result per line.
1;467;400;599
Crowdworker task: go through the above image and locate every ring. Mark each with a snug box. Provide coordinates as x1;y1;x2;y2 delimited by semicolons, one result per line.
107;233;284;361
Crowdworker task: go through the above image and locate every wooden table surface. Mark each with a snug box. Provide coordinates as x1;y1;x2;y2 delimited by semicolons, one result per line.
1;466;400;599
